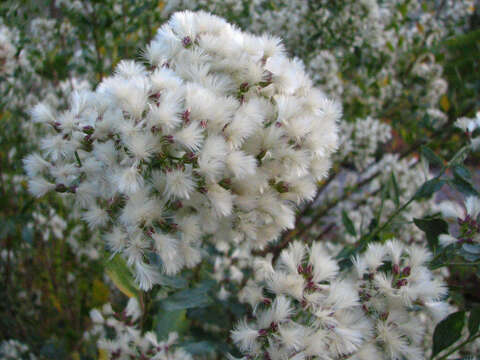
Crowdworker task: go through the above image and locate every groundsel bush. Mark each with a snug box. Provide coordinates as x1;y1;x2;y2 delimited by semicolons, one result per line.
84;298;192;359
25;11;339;290
232;240;447;359
2;1;480;359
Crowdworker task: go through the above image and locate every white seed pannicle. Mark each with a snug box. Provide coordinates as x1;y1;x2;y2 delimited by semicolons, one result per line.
26;11;340;290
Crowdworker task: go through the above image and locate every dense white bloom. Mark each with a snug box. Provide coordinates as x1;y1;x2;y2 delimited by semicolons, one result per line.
84;302;192;360
0;339;36;360
434;194;480;246
0;25;17;76
232;240;447;359
456;111;480;134
26;11;339;289
27;177;55;197
466;196;480;220
336;116;392;170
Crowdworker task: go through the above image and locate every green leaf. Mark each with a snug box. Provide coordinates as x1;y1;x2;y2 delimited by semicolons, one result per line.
460;244;480;262
449;146;470;166
421;146;444;168
449;175;479;197
183;341;217;355
146;252;188;289
188;305;231;329
429;244;456;270
40;340;68;360
453;165;472;181
413;217;449;250
157;274;188;289
414;178;445;200
376;182;389;222
21;227;34;244
432;311;465;357
161;281;214;311
462;244;480;254
104;254;141;301
0;219;15;238
460;250;480;262
468;306;480;337
342;210;357;236
390;172;400;207
154;307;188;341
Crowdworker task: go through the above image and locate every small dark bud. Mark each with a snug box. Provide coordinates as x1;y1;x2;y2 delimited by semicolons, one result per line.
219;178;232;189
240;82;249;92
258;328;268;336
145;227;155;237
184;151;197;163
306;280;316;290
306;264;313;274
84;134;93;144
264;70;273;83
392;264;400;275
82;125;94;135
163;135;174;144
53;122;62;132
256;149;267;162
172;200;183;210
182;109;190;123
182;36;192;47
55;183;68;193
396;278;408;288
276;181;289;193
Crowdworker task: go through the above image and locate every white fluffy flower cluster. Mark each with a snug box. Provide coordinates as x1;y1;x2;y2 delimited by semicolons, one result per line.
336;116;392;170
0;339;36;360
0;24;16;76
232;240;447;360
85;298;192;360
436;195;480;247
455;111;480;150
25;11;339;289
308;51;343;99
